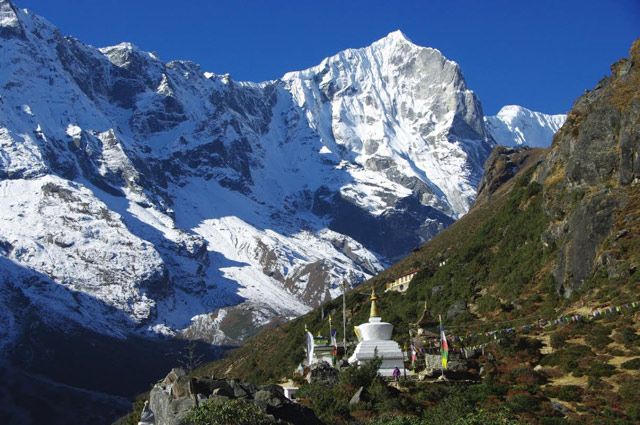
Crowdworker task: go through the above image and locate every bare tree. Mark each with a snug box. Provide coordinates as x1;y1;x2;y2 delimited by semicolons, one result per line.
175;341;205;407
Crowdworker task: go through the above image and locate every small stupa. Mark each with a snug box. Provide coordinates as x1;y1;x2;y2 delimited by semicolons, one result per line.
414;302;443;373
415;301;439;337
348;290;405;376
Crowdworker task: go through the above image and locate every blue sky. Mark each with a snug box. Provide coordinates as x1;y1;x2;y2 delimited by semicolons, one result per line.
14;0;639;115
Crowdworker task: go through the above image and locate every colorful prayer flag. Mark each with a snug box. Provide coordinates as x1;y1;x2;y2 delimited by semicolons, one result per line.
439;315;448;370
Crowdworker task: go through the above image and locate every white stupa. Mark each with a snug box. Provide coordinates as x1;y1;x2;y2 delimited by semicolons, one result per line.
348;290;405;376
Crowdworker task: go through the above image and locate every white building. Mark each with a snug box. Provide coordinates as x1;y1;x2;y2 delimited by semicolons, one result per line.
348;290;405;376
385;270;419;293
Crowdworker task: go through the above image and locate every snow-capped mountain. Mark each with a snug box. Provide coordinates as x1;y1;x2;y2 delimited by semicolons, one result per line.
0;0;511;355
283;31;492;219
484;105;566;148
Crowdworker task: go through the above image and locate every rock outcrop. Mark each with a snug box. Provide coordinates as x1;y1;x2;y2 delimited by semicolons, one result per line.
306;361;339;386
476;146;546;203
148;368;321;425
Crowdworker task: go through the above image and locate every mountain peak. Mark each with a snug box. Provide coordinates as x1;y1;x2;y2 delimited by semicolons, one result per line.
0;0;22;36
0;0;16;12
370;30;417;49
383;30;413;43
485;105;566;148
497;104;528;115
99;41;162;70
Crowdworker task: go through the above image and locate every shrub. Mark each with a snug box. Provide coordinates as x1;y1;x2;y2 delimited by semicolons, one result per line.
543;386;559;398
506;394;539;413
366;414;422;425
466;380;508;404
540;343;594;373
452;409;520;425
539;418;568;425
620;358;640;370
586;361;617;379
549;332;567;349
422;392;473;424
586;333;613;349
587;375;601;388
526;182;542;197
618;375;640;403
340;353;383;389
509;365;545;386
585;324;613;349
617;327;640;348
295;382;350;423
181;399;275;425
557;385;583;402
627;404;640;421
477;296;501;314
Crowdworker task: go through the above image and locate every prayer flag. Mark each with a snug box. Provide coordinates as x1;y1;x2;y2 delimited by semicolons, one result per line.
306;328;315;366
354;326;362;341
439;315;448;370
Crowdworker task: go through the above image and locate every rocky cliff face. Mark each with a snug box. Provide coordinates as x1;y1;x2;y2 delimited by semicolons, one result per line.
537;39;640;297
475;146;546;204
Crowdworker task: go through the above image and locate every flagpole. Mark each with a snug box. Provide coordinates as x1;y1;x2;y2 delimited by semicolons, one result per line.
439;314;445;380
342;281;347;358
328;315;333;366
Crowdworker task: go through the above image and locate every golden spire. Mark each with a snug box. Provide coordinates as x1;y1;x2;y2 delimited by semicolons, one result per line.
370;289;380;318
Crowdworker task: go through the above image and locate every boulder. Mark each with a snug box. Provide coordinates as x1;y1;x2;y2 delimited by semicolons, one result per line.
192;378;232;396
229;379;250;399
171;376;191;399
148;385;193;425
446;300;466;319
268;401;324;425
306;361;339;385
550;400;568;417
208;394;230;403
162;368;186;386
254;388;286;408
349;386;370;405
210;386;233;398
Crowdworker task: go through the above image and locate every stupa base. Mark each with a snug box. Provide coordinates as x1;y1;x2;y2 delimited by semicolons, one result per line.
348;340;405;377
